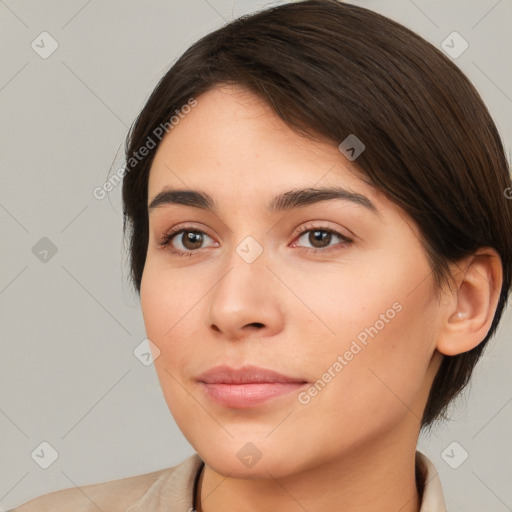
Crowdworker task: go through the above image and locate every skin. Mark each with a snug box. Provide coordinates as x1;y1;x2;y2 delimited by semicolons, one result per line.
140;84;502;512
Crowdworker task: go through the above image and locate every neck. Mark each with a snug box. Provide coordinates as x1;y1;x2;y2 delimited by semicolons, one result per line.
195;426;421;512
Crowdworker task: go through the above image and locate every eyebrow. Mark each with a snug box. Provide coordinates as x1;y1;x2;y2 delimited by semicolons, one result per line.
148;186;379;215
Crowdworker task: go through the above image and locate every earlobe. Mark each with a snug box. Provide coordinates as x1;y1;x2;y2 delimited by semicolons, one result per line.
436;248;503;356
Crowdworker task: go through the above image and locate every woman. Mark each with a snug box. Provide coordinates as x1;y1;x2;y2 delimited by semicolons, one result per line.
12;0;511;511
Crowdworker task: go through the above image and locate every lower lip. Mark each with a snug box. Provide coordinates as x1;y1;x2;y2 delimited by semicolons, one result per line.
200;382;308;408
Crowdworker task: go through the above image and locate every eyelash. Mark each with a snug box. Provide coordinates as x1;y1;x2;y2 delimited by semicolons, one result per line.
158;223;353;258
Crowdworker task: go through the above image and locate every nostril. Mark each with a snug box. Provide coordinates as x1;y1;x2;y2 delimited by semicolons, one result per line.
249;322;265;329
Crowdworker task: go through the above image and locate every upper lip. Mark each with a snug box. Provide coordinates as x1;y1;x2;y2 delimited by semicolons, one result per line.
197;365;308;384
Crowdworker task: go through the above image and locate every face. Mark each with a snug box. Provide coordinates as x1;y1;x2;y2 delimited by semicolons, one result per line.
141;85;443;478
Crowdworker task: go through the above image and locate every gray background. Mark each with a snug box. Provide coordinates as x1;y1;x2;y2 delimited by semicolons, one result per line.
1;0;511;510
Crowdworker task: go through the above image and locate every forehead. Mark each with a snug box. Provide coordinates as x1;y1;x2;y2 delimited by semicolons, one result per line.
147;85;376;202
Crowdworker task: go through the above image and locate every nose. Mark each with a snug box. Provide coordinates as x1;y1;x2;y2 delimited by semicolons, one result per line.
206;246;285;342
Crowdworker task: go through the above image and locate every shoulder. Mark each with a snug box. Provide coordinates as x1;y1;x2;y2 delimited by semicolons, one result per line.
416;451;447;512
9;466;174;512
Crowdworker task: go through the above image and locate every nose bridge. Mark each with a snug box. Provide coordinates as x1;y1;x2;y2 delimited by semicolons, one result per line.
215;232;270;304
234;233;266;266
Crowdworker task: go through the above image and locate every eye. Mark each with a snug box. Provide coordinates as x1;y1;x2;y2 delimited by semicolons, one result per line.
158;222;353;258
159;226;217;257
292;224;353;253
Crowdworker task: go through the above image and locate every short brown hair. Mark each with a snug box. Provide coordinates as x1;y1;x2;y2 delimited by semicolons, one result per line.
122;0;512;427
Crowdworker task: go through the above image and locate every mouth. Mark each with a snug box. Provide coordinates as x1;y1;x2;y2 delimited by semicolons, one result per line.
197;364;309;408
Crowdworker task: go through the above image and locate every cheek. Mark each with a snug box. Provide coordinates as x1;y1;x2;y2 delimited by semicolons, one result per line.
140;264;203;423
140;258;200;338
140;255;228;396
289;250;437;421
140;262;199;381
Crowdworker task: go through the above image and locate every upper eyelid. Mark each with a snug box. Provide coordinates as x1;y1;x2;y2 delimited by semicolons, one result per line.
293;227;352;247
293;222;353;238
163;223;346;237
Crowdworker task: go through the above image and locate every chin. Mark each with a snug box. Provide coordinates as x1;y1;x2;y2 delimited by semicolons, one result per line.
193;433;323;479
201;447;300;479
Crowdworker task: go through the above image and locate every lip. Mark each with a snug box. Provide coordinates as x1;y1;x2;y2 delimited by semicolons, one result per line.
197;364;308;384
197;365;308;408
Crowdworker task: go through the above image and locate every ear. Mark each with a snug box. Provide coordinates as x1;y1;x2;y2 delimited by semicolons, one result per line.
436;248;503;356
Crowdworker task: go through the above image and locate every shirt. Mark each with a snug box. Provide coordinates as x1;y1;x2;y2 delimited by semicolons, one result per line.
10;450;447;511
